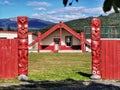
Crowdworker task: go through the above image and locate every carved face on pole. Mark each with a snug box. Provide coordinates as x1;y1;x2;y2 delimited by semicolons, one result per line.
18;17;28;39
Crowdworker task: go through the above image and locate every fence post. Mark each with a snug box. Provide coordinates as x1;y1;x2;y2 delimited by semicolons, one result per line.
81;32;85;52
90;18;101;79
38;32;41;53
17;16;28;80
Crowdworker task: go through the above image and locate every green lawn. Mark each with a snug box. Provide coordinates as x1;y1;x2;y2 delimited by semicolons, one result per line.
29;53;91;81
0;52;91;83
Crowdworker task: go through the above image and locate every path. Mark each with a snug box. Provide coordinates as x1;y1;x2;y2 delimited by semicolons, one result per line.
0;79;120;90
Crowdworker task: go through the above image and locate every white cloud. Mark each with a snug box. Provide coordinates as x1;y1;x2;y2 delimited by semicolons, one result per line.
27;1;51;7
34;7;46;11
0;0;13;5
48;7;104;15
32;13;39;17
3;0;9;5
31;6;106;23
31;13;86;23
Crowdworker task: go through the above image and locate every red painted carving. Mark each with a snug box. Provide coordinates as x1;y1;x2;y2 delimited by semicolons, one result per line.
17;16;28;80
81;32;85;52
38;32;41;53
91;18;101;79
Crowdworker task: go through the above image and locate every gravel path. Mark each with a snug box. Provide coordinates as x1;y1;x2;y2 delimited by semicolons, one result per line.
0;79;120;90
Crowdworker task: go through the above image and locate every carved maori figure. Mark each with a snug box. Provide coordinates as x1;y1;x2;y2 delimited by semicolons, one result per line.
91;18;101;79
17;16;28;80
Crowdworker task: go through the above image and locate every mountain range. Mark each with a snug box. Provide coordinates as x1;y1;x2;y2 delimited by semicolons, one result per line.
0;17;54;30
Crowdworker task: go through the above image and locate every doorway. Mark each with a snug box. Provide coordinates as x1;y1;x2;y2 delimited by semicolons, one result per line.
53;37;60;51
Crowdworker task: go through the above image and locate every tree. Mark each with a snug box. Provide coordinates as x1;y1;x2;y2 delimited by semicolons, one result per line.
0;27;3;31
103;0;120;13
63;0;120;13
7;25;12;31
63;0;78;6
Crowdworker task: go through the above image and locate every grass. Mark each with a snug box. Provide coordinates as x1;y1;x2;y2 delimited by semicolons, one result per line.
29;53;91;81
0;52;91;83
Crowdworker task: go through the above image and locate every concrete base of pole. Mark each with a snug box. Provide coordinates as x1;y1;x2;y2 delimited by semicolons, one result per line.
18;74;28;81
90;75;101;80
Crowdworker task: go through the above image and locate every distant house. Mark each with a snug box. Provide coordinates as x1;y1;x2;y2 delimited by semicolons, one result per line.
31;22;89;52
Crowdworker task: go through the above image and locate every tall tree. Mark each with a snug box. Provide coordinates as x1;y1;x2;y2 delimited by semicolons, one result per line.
103;0;120;13
7;25;12;31
0;27;3;31
63;0;120;13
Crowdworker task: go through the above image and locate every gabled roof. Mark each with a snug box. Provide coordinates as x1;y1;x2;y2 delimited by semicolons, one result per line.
40;22;81;40
29;22;82;47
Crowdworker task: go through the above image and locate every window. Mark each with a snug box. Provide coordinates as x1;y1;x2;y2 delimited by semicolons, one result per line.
65;36;72;46
53;37;60;44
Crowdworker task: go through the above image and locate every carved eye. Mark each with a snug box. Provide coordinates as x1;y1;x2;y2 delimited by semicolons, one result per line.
92;27;95;31
24;24;28;28
18;25;21;28
97;28;100;30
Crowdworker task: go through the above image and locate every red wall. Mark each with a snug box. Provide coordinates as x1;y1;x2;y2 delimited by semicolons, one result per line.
41;45;81;51
0;39;18;79
101;40;120;79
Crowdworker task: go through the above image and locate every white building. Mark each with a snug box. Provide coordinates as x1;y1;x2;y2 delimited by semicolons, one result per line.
0;31;37;49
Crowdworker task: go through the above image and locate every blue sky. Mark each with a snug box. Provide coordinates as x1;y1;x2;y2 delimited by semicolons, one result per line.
0;0;109;22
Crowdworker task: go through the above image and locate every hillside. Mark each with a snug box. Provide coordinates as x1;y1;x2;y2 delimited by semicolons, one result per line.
65;13;120;32
40;13;120;33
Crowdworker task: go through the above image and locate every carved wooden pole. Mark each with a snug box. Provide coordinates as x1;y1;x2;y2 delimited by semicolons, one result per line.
17;16;28;80
38;32;41;53
81;32;85;52
90;18;101;79
59;21;62;50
